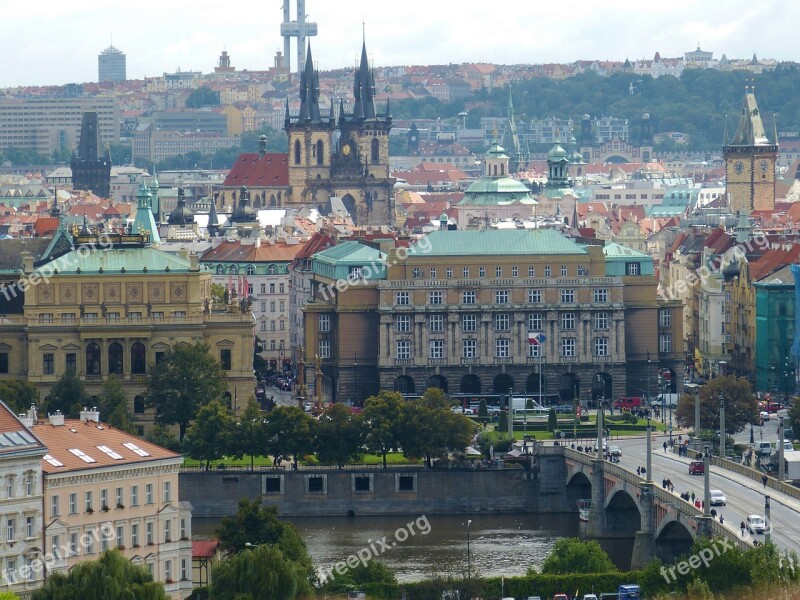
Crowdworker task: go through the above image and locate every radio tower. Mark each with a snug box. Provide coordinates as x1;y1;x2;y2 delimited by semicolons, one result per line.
280;0;318;81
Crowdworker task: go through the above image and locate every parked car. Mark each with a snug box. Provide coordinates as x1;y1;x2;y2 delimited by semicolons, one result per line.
760;411;770;423
784;440;796;452
553;595;569;600
689;460;705;475
757;441;773;457
747;514;766;534
710;489;726;506
451;406;474;415
608;445;622;457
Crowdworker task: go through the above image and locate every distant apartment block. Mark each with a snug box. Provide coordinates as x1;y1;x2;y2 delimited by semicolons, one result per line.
133;125;239;163
0;97;119;156
98;45;126;82
151;111;228;135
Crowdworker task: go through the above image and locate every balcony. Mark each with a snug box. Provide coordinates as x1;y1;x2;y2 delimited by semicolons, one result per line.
494;357;513;365
560;356;579;363
460;357;479;365
593;355;612;362
526;355;543;364
427;358;447;366
394;358;413;366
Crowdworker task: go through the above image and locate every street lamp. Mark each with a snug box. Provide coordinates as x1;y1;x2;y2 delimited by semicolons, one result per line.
466;519;472;580
779;416;785;481
646;416;652;482
719;392;726;458
765;496;771;545
596;374;604;457
353;352;358;405
703;445;711;518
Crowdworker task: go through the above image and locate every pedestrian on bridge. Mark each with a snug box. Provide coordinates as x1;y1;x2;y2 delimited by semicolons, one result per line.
691;491;695;503
762;474;768;488
740;520;746;536
663;441;668;452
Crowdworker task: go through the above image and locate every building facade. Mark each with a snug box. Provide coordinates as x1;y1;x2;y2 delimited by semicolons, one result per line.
98;46;126;83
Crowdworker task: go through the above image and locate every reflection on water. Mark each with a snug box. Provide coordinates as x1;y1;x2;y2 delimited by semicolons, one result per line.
194;513;633;582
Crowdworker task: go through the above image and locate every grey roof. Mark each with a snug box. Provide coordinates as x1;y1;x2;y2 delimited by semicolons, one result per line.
0;238;51;271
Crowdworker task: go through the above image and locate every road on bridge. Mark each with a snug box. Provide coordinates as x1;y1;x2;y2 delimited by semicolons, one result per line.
599;433;800;554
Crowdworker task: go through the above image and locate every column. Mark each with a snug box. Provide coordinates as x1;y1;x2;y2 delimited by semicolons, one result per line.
585;458;607;538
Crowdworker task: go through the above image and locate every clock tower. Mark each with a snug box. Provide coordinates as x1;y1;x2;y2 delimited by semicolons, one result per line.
723;85;778;215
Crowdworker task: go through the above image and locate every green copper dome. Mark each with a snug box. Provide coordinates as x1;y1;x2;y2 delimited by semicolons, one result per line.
547;144;568;161
460;177;537;206
484;141;509;160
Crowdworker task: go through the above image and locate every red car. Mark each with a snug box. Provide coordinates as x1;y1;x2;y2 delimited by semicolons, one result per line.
689;460;704;475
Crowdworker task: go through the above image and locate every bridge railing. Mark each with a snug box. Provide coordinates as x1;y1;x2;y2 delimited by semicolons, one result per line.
711;456;800;503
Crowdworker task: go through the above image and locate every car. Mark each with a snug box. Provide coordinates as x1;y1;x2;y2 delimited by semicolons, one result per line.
451;406;474;415
783;440;795;452
608;445;622;457
583;595;599;600
303;402;313;412
486;406;502;415
760;411;770;423
710;489;726;506
553;595;569;600
689;460;705;475
747;514;767;534
757;441;773;457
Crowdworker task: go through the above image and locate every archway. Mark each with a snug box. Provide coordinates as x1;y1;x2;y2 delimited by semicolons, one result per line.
426;375;448;393
592;372;613;408
526;373;541;394
559;373;579;404
493;373;514;394
605;489;641;537
394;376;414;394
566;471;592;511
655;519;694;564
460;374;481;394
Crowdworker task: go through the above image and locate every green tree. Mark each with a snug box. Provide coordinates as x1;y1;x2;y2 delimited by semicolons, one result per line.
145;342;227;441
216;497;312;574
397;400;475;467
0;379;39;415
675;375;757;434
478;399;488;418
186;86;220;108
361;391;405;467
210;544;312;600
321;559;396;593
264;405;315;468
32;549;168;600
43;369;89;418
540;538;617;574
144;423;181;452
97;376;135;433
420;387;451;410
547;408;558;432
210;283;226;305
183;399;236;469
231;397;265;470
315;403;362;467
498;410;508;433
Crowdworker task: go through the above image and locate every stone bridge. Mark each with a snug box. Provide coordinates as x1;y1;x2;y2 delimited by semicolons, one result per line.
559;447;748;567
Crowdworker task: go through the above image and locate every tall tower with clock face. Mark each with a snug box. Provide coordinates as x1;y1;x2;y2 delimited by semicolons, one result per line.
723;85;778;215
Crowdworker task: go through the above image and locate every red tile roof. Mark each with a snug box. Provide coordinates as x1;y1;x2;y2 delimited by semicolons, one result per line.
222;153;289;188
192;539;220;558
201;240;305;263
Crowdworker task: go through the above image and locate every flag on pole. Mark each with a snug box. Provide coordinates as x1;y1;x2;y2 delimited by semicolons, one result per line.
529;333;547;345
227;273;233;299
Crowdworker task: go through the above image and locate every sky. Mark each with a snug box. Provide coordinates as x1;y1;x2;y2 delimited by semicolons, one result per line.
5;0;798;88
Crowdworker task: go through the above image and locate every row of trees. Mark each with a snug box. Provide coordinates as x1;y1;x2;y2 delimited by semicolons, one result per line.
184;389;476;469
674;375;759;434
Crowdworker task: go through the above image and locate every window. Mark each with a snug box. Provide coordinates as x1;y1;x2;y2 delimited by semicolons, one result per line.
130;485;139;507
164;520;172;542
318;339;330;359
476;266;484;278
560;313;575;330
43;353;55;375
260;283;266;294
544;266;551;277
594;337;609;356
528;266;536;277
270;301;275;312
396;340;411;360
462;339;477;358
51;494;59;517
116;525;124;548
429;314;444;332
181;558;189;581
462;314;477;332
165;559;172;581
279;300;285;312
39;313;53;323
69;493;77;514
319;314;330;332
260;321;267;332
100;488;108;509
561;338;576;357
412;267;421;279
561;266;568;277
495;339;510;358
626;262;641;275
428;291;443;305
494;313;510;331
462;290;476;304
25;475;32;496
86;529;94;554
69;533;78;556
163;481;171;503
528;342;541;358
394;292;410;305
528;313;543;331
463;267;470;278
593;289;608;303
146;522;154;545
594;312;609;330
659;309;671;327
527;289;542;303
446;267;453;278
428;340;444;359
6;518;14;542
659;334;672;353
26;516;34;539
115;487;123;507
5;477;12;498
430;267;437;279
51;535;60;559
495;290;509;304
495;266;502;277
180;518;187;540
131;524;139;547
0;353;10;373
512;266;518;277
396;315;411;332
269;283;275;294
220;349;231;370
560;289;575;303
85;491;92;512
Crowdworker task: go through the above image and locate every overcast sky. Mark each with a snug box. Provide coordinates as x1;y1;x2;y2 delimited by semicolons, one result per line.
5;0;796;88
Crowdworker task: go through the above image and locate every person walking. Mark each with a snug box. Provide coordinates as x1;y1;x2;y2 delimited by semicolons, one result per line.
663;441;668;453
762;474;768;488
740;520;746;536
720;515;724;525
637;466;641;477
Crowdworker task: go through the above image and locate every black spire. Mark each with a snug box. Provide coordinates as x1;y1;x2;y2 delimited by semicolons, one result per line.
207;194;219;237
298;43;321;123
352;40;376;120
168;186;194;226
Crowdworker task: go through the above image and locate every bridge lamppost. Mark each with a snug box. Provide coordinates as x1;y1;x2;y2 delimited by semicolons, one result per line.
703;445;711;519
596;374;605;457
779;416;785;481
646;416;652;482
719;392;726;458
466;519;472;580
765;496;771;545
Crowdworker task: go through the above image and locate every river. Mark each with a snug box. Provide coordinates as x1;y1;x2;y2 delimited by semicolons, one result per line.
193;514;633;582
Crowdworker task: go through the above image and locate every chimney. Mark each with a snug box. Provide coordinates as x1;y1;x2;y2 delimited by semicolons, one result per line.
19;413;33;428
27;404;37;424
79;407;100;423
48;411;65;427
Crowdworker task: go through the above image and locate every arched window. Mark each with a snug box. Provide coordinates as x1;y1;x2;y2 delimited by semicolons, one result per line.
229;265;239;275
86;343;101;375
133;395;145;414
108;342;123;375
215;265;224;275
294;140;301;164
316;140;324;165
131;342;146;374
493;165;498;176
267;264;278;275
371;138;379;163
501;164;505;176
246;265;256;276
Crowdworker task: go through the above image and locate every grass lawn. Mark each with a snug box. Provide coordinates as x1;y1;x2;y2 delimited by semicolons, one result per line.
184;452;420;468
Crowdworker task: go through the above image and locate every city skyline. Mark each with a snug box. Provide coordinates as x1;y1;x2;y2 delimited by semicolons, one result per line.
4;0;798;88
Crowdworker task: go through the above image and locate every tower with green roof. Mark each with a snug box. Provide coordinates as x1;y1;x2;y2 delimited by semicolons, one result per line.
132;181;161;244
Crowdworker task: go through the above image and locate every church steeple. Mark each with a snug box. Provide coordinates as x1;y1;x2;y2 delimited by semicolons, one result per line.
207;194;220;237
352;39;376;120
133;181;161;244
297;43;321;123
729;85;770;146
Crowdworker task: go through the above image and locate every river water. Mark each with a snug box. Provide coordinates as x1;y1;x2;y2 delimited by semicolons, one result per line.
193;514;633;582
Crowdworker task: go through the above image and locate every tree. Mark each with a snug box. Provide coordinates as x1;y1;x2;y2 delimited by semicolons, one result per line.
183;399;236;469
397;401;475;467
210;544;312;600
315;403;362;467
185;86;220;108
97;376;135;433
320;558;396;593
264;406;315;468
0;379;39;415
361;391;405;467
144;423;181;452
32;549;168;600
675;375;757;434
547;408;558;432
230;397;265;470
43;369;89;418
540;538;617;574
210;283;226;305
216;497;313;575
420;387;450;410
145;342;227;441
478;399;488;418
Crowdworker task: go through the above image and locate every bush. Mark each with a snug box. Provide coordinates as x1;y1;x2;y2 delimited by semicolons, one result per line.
547;409;558;432
476;430;512;455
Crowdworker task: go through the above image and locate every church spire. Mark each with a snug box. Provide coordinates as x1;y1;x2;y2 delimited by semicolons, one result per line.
729;84;770;146
352;38;376;120
298;43;321;123
207;192;220;237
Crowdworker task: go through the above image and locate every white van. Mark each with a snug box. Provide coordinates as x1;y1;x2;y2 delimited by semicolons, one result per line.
757;441;772;457
652;393;680;408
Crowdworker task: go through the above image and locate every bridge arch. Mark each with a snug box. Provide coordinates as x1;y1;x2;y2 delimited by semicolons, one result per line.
604;487;641;537
655;518;694;563
565;471;591;509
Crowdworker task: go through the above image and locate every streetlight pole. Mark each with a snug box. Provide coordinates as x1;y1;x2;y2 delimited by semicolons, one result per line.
719;392;726;458
508;387;514;438
646;416;652;482
779;416;785;481
466;519;472;580
703;445;711;518
765;496;771;545
353;352;358;405
596;374;604;457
